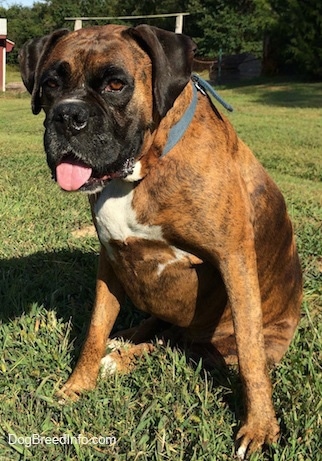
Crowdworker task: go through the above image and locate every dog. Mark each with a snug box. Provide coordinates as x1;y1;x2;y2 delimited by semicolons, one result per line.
19;24;302;459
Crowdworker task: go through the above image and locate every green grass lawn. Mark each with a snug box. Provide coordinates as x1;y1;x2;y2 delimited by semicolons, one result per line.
0;79;321;461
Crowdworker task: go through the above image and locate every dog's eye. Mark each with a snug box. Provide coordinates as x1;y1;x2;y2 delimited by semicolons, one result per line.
44;78;59;89
103;79;125;93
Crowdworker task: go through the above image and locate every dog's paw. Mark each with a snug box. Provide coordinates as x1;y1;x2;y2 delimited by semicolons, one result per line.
100;339;133;377
100;341;155;377
56;386;80;404
236;417;279;459
100;354;119;377
56;374;97;403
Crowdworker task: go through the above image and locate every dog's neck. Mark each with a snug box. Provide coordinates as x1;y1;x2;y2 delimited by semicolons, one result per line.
161;82;198;157
159;75;233;158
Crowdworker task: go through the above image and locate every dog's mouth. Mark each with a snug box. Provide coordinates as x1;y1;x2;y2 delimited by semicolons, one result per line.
55;155;134;192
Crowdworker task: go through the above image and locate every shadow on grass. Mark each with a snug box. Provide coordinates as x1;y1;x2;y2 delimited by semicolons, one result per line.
0;250;96;322
0;249;146;345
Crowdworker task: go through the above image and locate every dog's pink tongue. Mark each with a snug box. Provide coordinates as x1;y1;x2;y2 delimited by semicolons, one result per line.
56;159;92;191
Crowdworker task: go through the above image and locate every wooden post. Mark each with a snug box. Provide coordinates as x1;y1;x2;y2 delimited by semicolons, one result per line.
0;19;7;92
66;14;190;33
175;14;183;33
74;19;83;30
0;42;4;92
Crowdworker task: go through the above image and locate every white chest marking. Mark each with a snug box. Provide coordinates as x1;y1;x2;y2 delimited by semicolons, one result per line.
94;179;163;256
94;161;194;268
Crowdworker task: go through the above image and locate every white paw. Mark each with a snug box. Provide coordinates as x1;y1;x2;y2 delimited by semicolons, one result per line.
100;355;118;377
236;445;247;460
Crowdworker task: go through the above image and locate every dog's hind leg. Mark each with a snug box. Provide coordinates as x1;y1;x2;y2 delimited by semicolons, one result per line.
112;316;170;343
100;341;155;376
100;317;170;376
263;317;300;366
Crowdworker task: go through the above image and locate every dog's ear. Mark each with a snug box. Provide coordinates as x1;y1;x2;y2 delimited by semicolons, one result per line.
19;29;70;115
126;25;197;120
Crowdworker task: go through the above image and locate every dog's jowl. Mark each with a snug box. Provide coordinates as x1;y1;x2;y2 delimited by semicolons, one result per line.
20;25;302;458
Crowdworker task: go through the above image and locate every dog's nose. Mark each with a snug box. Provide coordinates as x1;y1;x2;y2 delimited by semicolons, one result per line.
53;100;89;134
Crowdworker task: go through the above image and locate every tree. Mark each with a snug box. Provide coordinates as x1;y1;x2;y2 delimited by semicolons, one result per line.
2;0;321;77
183;0;273;58
267;0;322;77
1;3;53;63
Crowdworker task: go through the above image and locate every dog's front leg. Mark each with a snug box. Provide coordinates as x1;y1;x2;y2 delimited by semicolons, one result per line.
219;242;280;459
58;245;124;400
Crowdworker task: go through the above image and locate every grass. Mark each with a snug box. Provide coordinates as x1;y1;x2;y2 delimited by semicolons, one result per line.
0;77;321;461
5;65;22;84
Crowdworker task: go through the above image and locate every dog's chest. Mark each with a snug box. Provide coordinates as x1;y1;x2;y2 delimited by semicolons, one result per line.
94;180;164;255
93;179;205;325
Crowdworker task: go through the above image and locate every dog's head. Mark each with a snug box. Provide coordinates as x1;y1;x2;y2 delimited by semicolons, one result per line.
19;25;196;193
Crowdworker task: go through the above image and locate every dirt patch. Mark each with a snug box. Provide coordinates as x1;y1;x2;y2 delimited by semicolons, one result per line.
6;82;26;93
71;225;96;238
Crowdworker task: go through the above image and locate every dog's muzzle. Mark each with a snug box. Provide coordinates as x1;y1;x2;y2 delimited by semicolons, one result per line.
53;100;90;136
46;98;137;193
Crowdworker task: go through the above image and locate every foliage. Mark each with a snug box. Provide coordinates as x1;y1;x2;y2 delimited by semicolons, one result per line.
0;0;321;79
268;0;322;77
185;0;273;57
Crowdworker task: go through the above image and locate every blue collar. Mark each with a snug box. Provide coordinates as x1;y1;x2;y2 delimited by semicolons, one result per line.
161;74;233;157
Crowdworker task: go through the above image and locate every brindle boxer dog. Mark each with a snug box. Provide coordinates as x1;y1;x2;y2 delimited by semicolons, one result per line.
19;25;302;458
